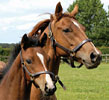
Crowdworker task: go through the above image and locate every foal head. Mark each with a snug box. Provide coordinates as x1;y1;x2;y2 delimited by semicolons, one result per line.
47;2;102;69
21;34;56;96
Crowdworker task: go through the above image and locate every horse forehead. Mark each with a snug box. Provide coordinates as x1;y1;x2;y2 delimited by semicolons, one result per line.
60;17;71;23
59;17;80;28
72;19;80;28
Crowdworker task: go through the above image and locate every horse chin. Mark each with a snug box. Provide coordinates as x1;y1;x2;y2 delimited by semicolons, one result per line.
44;92;54;96
42;91;55;97
83;61;101;69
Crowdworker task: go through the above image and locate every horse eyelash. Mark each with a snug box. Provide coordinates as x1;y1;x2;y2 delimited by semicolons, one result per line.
62;28;71;33
26;59;32;64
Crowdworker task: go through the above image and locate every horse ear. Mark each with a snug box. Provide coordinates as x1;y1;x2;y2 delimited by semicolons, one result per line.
55;2;63;20
39;33;47;47
70;4;78;17
21;34;29;50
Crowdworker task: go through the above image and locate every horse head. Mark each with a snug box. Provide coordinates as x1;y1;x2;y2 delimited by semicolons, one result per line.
45;2;102;69
20;34;56;96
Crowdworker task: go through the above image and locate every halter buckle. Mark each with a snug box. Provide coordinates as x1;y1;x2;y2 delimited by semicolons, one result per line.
30;76;34;81
70;53;75;57
48;31;52;38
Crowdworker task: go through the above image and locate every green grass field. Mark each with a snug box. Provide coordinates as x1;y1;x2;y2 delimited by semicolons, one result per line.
56;63;109;100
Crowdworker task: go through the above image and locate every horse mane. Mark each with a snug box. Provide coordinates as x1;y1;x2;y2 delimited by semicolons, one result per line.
28;19;50;37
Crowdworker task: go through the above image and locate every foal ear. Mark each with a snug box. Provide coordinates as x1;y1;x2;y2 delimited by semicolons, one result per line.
21;34;29;49
55;2;63;20
39;33;47;47
70;4;78;17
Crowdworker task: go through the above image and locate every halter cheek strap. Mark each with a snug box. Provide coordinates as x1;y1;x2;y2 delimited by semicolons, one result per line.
48;22;92;68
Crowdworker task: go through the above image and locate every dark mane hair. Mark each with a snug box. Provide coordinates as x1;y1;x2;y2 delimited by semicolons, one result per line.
29;19;50;37
0;35;40;81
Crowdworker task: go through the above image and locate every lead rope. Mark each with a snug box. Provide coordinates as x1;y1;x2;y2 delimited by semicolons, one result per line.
55;75;66;90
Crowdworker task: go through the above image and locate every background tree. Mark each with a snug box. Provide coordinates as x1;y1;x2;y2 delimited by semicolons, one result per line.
67;0;109;46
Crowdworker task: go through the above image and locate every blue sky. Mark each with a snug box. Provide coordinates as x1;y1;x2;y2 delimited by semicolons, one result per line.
0;0;109;43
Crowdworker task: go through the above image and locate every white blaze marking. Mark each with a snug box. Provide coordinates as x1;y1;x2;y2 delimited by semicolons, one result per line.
36;52;54;88
37;52;47;71
91;43;100;54
72;20;80;29
72;20;85;33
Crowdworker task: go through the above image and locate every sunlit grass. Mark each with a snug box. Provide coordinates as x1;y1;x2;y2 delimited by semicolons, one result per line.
56;63;109;100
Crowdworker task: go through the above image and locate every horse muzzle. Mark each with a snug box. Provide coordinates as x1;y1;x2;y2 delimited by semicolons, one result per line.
83;51;102;69
44;84;56;96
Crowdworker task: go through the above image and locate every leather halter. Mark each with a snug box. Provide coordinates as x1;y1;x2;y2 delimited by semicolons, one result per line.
48;22;91;68
20;51;66;90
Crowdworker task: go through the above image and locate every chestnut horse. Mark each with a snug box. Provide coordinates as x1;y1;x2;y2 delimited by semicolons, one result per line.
0;34;56;100
27;2;102;100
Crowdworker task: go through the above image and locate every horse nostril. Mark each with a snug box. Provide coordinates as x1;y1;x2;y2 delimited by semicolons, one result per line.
90;52;97;63
90;52;102;63
45;83;56;96
45;83;48;91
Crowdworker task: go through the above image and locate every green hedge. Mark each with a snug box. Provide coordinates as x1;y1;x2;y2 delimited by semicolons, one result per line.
0;47;12;56
98;47;109;54
0;47;12;62
0;46;109;58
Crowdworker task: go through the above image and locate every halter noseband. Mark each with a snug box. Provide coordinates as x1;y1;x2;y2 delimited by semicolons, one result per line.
48;22;91;68
20;51;66;90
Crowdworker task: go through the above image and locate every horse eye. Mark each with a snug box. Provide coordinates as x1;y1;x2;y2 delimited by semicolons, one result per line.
26;59;32;64
63;28;71;33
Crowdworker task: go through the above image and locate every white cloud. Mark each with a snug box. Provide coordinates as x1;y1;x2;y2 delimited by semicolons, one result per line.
2;27;8;31
0;0;73;13
101;0;109;11
0;0;73;26
0;17;16;25
16;22;36;30
0;13;39;25
0;13;50;32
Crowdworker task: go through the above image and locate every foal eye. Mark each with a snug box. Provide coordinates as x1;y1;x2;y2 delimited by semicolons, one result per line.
63;28;71;33
26;59;32;64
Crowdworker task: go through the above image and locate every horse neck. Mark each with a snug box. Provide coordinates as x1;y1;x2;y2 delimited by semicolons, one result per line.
0;54;31;100
43;27;61;75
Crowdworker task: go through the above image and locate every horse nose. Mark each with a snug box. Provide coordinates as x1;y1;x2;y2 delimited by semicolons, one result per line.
90;52;102;63
45;83;56;96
